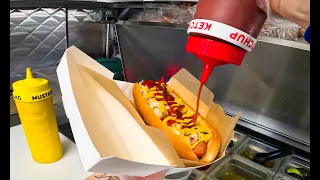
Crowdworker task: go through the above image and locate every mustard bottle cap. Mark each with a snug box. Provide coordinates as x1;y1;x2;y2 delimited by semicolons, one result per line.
12;68;52;102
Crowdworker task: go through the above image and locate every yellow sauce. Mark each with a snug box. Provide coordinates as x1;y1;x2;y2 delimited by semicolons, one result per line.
140;82;212;149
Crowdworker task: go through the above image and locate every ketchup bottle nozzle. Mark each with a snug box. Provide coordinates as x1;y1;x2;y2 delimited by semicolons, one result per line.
200;64;214;84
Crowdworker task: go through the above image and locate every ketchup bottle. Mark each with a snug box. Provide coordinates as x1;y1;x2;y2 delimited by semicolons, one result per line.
186;0;267;84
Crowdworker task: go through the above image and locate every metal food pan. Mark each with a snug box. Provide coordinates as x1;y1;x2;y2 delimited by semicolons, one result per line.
278;155;310;179
207;155;274;180
234;137;284;172
203;177;213;180
195;156;227;175
272;174;292;180
197;131;247;175
188;170;206;180
226;130;247;154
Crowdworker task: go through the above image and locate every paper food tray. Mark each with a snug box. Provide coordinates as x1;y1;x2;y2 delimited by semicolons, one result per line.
57;46;240;177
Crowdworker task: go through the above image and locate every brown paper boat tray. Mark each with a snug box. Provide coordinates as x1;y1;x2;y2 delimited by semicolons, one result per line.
57;46;240;177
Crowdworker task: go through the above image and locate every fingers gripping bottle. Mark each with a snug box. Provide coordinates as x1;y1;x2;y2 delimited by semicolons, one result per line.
12;68;63;163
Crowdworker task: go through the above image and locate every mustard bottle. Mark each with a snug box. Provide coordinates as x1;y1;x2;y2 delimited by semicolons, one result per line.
12;68;63;163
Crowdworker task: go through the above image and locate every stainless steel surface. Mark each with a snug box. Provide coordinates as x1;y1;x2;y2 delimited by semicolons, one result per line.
228;131;247;153
10;7;109;88
233;131;247;144
224;131;247;155
106;23;111;58
257;36;309;51
278;155;309;180
272;174;292;180
115;21;310;152
10;7;67;79
208;155;274;180
189;170;206;180
197;132;247;175
67;8;106;57
235;120;309;153
234;137;284;172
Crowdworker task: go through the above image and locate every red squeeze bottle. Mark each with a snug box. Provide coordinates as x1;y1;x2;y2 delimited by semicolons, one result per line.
186;0;267;84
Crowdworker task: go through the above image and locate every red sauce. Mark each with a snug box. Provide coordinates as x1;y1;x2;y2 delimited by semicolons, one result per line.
156;86;163;91
160;76;166;83
167;101;177;106
192;83;204;124
167;105;185;119
141;80;165;91
166;120;176;126
142;79;200;127
164;95;175;101
175;110;183;119
141;80;156;89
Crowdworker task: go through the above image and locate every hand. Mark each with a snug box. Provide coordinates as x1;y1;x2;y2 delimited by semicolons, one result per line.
85;170;169;180
85;173;121;180
269;0;310;29
120;170;169;180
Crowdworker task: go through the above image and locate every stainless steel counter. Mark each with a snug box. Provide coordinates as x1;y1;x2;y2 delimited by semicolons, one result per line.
9;68;309;179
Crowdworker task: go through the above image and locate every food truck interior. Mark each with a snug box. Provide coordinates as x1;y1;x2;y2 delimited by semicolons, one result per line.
10;1;310;179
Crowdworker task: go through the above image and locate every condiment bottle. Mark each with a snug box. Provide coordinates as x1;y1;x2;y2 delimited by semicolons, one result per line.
186;0;267;84
12;68;63;163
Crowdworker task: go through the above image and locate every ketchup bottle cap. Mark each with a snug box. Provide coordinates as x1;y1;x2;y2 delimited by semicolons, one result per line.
186;36;247;84
186;36;246;66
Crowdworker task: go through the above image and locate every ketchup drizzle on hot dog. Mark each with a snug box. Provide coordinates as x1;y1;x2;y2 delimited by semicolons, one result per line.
166;120;176;126
167;101;177;106
141;79;208;159
142;79;201;124
141;80;156;89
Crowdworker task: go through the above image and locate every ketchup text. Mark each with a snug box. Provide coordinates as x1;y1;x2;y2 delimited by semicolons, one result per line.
230;32;255;50
188;21;212;31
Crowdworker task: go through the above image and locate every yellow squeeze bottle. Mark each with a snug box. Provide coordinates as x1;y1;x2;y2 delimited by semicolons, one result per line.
12;68;63;163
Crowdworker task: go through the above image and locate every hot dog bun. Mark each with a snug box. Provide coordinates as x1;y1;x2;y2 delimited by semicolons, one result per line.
133;82;220;164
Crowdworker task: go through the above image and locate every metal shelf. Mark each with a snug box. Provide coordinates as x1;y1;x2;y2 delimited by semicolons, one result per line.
117;21;310;50
257;36;310;51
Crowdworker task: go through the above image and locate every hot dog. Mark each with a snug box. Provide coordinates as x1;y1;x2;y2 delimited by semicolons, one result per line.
133;80;220;164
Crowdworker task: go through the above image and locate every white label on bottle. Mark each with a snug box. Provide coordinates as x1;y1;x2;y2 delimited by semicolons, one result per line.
187;19;257;52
